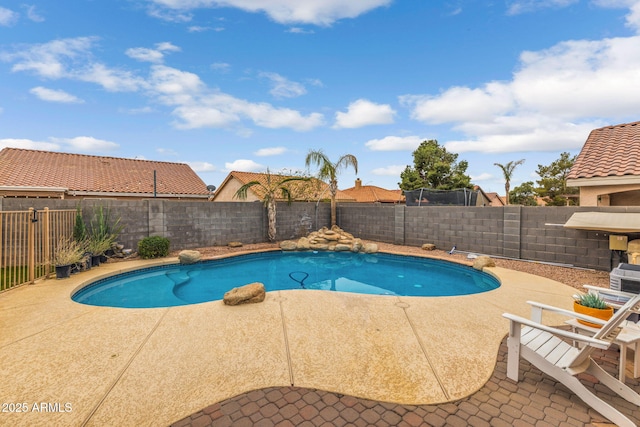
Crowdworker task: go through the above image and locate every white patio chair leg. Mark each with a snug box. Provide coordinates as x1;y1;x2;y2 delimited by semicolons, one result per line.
586;359;640;405
556;368;638;427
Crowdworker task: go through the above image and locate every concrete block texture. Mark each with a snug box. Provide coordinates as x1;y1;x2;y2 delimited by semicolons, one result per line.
0;199;622;271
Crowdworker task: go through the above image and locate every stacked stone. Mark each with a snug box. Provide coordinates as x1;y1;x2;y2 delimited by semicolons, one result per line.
280;226;377;253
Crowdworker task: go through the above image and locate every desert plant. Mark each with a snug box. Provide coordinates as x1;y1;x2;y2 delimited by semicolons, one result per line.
53;237;85;266
138;236;170;259
88;205;124;245
574;293;609;309
85;234;113;255
73;206;87;242
233;168;310;242
305;149;358;227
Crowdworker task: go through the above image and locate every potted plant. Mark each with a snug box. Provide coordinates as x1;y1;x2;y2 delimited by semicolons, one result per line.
54;238;85;279
86;234;113;267
573;293;614;328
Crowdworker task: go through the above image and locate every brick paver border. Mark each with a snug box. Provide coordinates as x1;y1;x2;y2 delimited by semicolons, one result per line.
171;336;639;427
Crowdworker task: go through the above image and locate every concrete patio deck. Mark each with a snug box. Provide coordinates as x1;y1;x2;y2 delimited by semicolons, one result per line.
0;251;632;426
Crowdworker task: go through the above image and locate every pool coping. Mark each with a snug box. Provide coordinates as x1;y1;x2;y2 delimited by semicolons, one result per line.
0;248;578;426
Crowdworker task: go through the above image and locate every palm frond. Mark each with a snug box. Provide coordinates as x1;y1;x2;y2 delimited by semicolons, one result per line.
233;181;263;200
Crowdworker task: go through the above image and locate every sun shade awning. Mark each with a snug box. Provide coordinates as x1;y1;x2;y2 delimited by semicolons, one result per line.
563;212;640;233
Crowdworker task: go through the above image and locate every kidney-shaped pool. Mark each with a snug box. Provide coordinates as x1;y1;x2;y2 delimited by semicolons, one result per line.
72;251;500;308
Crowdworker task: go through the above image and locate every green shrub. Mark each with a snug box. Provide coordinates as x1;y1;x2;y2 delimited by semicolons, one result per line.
138;236;170;259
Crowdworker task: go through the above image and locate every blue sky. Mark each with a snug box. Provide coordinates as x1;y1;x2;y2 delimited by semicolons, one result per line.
1;1;639;194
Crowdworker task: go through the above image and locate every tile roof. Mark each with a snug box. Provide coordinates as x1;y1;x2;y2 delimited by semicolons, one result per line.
222;171;355;201
568;121;640;180
0;148;209;196
484;192;506;206
341;180;404;203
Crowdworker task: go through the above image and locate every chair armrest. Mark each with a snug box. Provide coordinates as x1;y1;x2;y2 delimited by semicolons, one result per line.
582;285;634;309
502;312;611;349
526;300;607;326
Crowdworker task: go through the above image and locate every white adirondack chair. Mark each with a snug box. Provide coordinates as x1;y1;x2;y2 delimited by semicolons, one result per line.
503;294;640;427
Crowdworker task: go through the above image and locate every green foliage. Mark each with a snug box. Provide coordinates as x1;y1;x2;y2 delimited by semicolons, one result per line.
73;206;87;242
574;293;609;309
509;181;539;206
137;236;170;259
234;168;311;241
494;159;525;205
86;205;124;252
305;149;359;227
89;205;124;240
535;152;578;206
399;140;472;191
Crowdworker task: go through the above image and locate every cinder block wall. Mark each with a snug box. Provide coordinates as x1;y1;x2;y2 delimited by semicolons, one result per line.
336;203;640;271
2;198;638;271
0;199;332;251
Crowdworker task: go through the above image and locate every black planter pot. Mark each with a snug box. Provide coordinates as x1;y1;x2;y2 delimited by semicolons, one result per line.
55;264;72;279
91;254;101;267
100;254;108;263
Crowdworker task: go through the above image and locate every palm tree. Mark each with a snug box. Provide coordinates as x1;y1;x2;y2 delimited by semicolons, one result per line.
305;149;358;227
234;169;309;241
494;159;525;205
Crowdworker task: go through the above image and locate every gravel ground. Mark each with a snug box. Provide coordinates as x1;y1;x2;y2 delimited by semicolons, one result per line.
165;240;611;292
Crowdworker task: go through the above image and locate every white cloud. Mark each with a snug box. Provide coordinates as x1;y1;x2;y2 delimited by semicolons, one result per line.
287;27;314;34
334;99;395;129
0;138;59;151
126;47;165;63
211;62;231;72
0;7;18;26
1;37;97;79
30;86;84;103
3;38;324;132
401;83;514;124
187;161;216;172
51;136;119;152
260;72;307;98
147;0;392;26
254;146;287;156
371;165;406;176
402;3;640;155
157;148;178;155
506;0;578;15
365;135;424;151
224;159;264;172
471;172;493;181
24;5;45;22
126;42;180;63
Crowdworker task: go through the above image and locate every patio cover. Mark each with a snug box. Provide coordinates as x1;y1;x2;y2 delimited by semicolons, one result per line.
563;212;640;233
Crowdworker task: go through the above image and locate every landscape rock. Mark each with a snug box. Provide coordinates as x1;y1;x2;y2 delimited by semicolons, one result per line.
223;282;266;306
334;243;351;252
280;240;297;251
362;243;379;254
178;250;202;264
228;241;243;248
473;256;496;270
296;237;311;250
421;243;436;251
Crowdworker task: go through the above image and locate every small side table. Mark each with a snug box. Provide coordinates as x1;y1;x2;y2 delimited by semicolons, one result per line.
566;318;640;382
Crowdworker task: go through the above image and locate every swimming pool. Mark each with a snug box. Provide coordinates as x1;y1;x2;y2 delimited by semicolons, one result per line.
72;251;500;308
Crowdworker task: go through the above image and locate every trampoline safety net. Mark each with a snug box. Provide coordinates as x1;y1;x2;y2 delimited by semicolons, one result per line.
404;188;478;206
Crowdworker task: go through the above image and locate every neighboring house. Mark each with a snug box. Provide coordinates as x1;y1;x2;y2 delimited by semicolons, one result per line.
0;148;211;200
211;171;356;202
484;192;506;207
341;179;405;204
567;121;640;206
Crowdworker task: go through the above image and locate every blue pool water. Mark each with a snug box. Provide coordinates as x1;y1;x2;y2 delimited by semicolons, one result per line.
72;251;500;308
